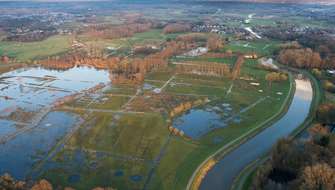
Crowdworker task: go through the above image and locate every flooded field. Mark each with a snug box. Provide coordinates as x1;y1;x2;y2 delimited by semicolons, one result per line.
0;66;110;115
0;66;110;179
0;111;78;179
0;65;292;189
172;102;243;139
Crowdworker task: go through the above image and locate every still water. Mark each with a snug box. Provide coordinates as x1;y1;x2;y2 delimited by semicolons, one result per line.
0;66;110;179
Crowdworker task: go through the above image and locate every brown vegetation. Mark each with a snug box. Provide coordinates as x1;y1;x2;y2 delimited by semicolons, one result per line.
0;55;10;64
86;23;152;39
176;33;207;43
175;61;231;78
231;55;245;80
206;34;224;52
162;23;191;34
251;130;335;190
278;47;323;68
299;163;335;190
316;103;335;125
265;72;288;87
201;51;233;59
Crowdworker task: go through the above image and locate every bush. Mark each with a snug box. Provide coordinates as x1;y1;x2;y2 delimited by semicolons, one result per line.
316;103;335;124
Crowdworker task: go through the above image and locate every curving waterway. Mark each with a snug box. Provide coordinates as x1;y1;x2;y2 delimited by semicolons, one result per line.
200;78;313;190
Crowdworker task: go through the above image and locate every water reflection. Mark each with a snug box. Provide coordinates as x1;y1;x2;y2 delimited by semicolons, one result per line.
0;111;78;179
173;109;226;139
0;66;110;114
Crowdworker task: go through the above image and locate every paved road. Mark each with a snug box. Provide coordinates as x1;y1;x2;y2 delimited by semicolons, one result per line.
200;79;313;190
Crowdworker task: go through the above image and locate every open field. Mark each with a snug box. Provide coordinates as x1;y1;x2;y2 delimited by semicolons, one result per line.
224;40;281;56
0;35;71;62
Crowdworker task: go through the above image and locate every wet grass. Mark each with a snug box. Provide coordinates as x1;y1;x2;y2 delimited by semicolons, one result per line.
42;112;169;189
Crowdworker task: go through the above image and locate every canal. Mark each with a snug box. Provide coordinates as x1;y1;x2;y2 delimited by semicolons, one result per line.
200;78;313;190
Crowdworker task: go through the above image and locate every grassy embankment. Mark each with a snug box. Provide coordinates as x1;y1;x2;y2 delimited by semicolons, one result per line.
231;70;322;190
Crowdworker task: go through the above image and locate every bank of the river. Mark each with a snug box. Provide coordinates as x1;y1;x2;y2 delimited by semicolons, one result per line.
199;77;313;190
186;73;295;190
231;71;322;190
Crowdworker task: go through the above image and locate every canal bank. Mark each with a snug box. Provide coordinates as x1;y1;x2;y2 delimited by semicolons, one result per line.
186;73;296;190
231;71;322;190
198;77;313;190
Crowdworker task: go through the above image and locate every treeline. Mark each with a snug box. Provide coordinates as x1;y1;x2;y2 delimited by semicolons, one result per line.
39;35;202;84
5;30;57;42
278;47;323;68
265;72;288;86
175;33;225;52
86;22;152;39
162;23;191;34
316;103;335;125
267;28;335;68
252;130;335;190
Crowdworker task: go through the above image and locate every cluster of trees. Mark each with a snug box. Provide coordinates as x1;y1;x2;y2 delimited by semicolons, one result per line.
152;40;198;59
278;47;323;68
267;28;335;68
176;33;207;43
323;80;335;93
39;50;121;70
316;103;335;125
175;61;231;77
110;56;168;85
175;33;225;52
162;23;191;34
265;72;288;87
252;130;335;190
206;34;224;52
0;55;10;64
5;30;57;42
133;46;160;55
231;55;245;80
86;23;152;39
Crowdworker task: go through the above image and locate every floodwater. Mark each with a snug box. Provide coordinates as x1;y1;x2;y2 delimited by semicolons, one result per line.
200;79;313;190
0;66;110;114
0;66;110;179
172;101;244;139
173;109;226;139
0;111;78;179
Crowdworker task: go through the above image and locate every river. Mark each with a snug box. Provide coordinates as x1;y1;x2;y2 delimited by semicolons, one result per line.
200;78;313;190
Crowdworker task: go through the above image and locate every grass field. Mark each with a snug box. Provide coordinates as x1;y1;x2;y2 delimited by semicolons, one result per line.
0;35;71;62
38;59;290;190
29;32;292;190
224;39;281;56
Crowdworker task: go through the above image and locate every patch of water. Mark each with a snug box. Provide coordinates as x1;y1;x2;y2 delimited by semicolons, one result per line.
173;109;226;139
0;111;78;179
0;66;110;114
114;170;124;177
130;175;142;182
68;174;81;183
0;120;17;139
